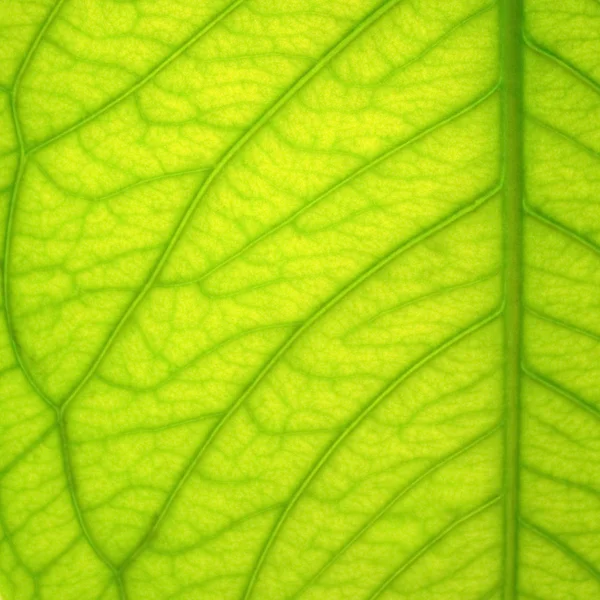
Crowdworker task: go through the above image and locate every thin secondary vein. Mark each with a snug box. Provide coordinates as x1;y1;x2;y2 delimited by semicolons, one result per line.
0;424;55;479
522;367;600;419
523;463;600;497
57;420;123;587
0;507;32;577
520;518;600;582
523;34;600;95
526;307;600;343
362;269;500;328
527;113;600;159
33;157;212;202
2;159;56;412
95;320;301;394
524;204;600;257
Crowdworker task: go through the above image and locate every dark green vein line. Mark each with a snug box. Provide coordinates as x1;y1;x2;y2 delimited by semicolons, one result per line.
9;0;66;110
2;161;54;411
57;420;125;596
95;320;301;394
0;424;54;479
479;586;500;600
523;34;600;95
480;587;501;600
368;496;502;600
501;0;524;598
58;0;406;416
526;412;592;451
386;2;496;75
160;84;500;289
95;578;117;600
79;412;226;443
520;518;600;582
94;167;212;202
523;464;600;497
526;307;600;343
361;270;500;329
149;503;284;556
3;0;67;413
33;158;212;202
524;204;600;256
340;269;499;341
527;113;600;159
120;184;500;571
522;366;600;419
36;535;80;575
244;311;502;600
292;424;503;599
27;0;247;155
0;506;34;578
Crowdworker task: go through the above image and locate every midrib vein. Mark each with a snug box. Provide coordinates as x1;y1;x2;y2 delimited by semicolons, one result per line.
501;0;524;598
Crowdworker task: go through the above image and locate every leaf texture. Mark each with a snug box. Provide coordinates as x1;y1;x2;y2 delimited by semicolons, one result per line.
0;0;598;599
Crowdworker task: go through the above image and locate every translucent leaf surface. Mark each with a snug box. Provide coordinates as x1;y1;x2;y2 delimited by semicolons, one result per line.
0;0;599;599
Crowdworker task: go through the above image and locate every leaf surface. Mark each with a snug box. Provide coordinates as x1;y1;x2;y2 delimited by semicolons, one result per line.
0;0;599;599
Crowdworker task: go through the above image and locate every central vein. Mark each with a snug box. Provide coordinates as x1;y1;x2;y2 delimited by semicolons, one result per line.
501;0;524;597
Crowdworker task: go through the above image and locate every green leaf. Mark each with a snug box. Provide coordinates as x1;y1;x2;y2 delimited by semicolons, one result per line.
0;0;599;598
